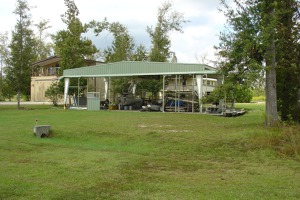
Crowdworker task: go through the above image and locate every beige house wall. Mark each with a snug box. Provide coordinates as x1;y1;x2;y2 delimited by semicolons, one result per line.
31;76;58;102
31;56;103;102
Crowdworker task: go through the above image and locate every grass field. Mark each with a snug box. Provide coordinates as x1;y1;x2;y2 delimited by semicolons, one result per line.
0;103;299;199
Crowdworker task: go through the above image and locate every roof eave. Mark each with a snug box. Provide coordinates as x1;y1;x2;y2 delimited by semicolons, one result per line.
61;71;217;79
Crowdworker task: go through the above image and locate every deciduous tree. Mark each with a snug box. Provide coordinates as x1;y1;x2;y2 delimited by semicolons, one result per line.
34;19;53;60
52;0;97;72
100;22;148;63
103;22;135;62
147;1;188;62
52;0;98;96
216;0;300;124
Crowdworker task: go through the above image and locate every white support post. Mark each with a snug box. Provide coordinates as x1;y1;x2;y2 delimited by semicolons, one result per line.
175;75;178;112
108;77;111;103
205;74;208;96
77;78;80;109
63;78;70;109
192;75;195;113
87;78;89;93
132;83;137;96
98;77;101;98
162;75;165;112
196;75;203;113
104;77;108;100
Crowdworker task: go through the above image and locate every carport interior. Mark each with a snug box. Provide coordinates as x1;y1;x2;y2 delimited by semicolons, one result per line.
61;61;220;112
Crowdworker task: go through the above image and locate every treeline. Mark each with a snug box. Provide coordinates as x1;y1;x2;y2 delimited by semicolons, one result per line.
211;0;300;124
0;0;187;108
1;0;300;125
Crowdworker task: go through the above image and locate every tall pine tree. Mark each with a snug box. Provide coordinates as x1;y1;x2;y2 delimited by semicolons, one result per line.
6;0;36;109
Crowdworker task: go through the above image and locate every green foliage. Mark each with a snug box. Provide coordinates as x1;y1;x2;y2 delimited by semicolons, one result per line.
102;22;148;63
147;25;170;62
217;0;300;123
147;1;188;62
0;32;9;66
252;87;265;97
89;18;110;36
274;0;300;122
110;77;131;96
34;19;53;60
131;44;148;61
110;78;163;101
52;0;98;72
252;96;266;102
89;2;186;105
0;77;14;101
138;78;163;100
216;0;264;88
202;83;252;104
45;82;63;106
103;22;135;62
52;0;98;100
57;78;87;98
5;0;36;108
0;32;10;100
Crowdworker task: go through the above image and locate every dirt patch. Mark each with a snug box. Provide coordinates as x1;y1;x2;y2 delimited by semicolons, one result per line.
138;124;172;128
19;107;34;110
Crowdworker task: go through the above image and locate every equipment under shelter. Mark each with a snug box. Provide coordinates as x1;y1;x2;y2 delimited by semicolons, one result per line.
60;61;222;112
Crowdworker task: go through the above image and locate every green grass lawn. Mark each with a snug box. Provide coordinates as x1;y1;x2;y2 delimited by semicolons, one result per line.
0;103;299;199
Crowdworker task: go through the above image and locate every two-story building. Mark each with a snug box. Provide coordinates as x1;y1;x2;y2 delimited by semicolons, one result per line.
31;56;102;102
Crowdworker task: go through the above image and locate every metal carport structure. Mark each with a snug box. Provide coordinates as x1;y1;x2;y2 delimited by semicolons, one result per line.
60;61;221;112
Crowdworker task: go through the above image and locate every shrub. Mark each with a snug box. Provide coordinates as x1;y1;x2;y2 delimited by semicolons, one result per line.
202;84;253;104
45;82;63;106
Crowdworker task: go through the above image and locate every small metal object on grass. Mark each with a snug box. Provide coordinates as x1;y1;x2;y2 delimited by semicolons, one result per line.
33;125;51;138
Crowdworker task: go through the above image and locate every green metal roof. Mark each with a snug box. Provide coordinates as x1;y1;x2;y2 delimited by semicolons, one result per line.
62;61;217;78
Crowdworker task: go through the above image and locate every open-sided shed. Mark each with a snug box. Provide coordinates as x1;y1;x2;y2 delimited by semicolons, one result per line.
61;61;221;112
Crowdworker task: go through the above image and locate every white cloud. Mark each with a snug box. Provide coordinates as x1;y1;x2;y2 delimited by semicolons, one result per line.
170;25;217;63
0;0;230;65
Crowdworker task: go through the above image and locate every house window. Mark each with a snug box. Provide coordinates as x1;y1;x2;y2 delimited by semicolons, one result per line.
55;64;60;76
48;67;54;76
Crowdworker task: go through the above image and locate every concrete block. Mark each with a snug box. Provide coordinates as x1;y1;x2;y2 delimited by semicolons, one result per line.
33;125;51;138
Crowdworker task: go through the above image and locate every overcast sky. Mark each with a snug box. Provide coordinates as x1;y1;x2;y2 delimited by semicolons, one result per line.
0;0;233;65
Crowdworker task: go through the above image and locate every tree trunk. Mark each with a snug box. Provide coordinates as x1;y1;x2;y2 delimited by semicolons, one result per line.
297;76;300;121
297;53;300;122
265;38;278;126
17;83;21;110
294;41;300;122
